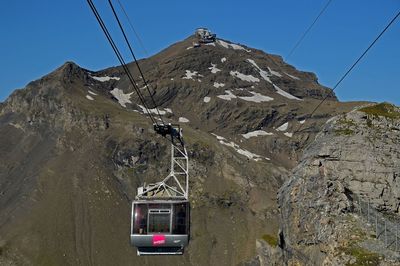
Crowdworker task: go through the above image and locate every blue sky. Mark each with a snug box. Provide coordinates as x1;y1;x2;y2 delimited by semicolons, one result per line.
0;0;399;104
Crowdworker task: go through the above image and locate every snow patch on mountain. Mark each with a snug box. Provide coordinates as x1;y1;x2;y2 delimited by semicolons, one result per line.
267;67;282;77
137;105;167;115
284;72;300;80
273;84;302;101
238;91;273;103
86;95;94;101
209;63;221;74
217;40;251;52
236;148;268;161
211;133;225;140
217;90;237;101
230;71;260;82
221;57;226;63
284;132;293;138
212;134;269;161
110;88;133;107
276;122;289;131
182;70;202;80
217;90;273;103
88;90;97;96
91;75;120;82
213;82;225;88
242;130;273;139
246;59;272;84
203;96;211;103
178;117;190;123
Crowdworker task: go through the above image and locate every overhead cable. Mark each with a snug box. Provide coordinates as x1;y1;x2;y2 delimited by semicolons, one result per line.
107;0;165;124
115;0;149;57
86;0;157;125
287;0;333;59
295;9;400;134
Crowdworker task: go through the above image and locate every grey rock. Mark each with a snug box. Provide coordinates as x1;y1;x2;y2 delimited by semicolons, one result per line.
277;105;400;264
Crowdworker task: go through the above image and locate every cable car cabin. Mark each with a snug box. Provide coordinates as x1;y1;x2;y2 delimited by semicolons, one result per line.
131;200;190;255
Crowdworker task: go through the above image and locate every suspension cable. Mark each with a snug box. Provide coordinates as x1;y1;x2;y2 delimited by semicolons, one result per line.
115;0;149;57
287;0;333;60
107;0;165;124
295;9;400;134
86;0;158;125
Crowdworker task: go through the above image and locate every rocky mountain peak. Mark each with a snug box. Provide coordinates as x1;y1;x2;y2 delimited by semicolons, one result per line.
137;35;336;101
57;61;85;76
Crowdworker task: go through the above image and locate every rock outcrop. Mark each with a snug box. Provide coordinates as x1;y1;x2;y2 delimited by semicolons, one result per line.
277;103;400;265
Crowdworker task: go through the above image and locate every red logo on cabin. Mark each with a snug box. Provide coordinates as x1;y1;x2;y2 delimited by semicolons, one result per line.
152;235;166;246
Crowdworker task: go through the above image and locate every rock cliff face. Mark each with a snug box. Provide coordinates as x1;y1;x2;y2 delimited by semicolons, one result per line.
276;103;400;265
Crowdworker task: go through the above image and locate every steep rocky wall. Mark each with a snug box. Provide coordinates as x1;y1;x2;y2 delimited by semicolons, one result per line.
276;103;400;265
